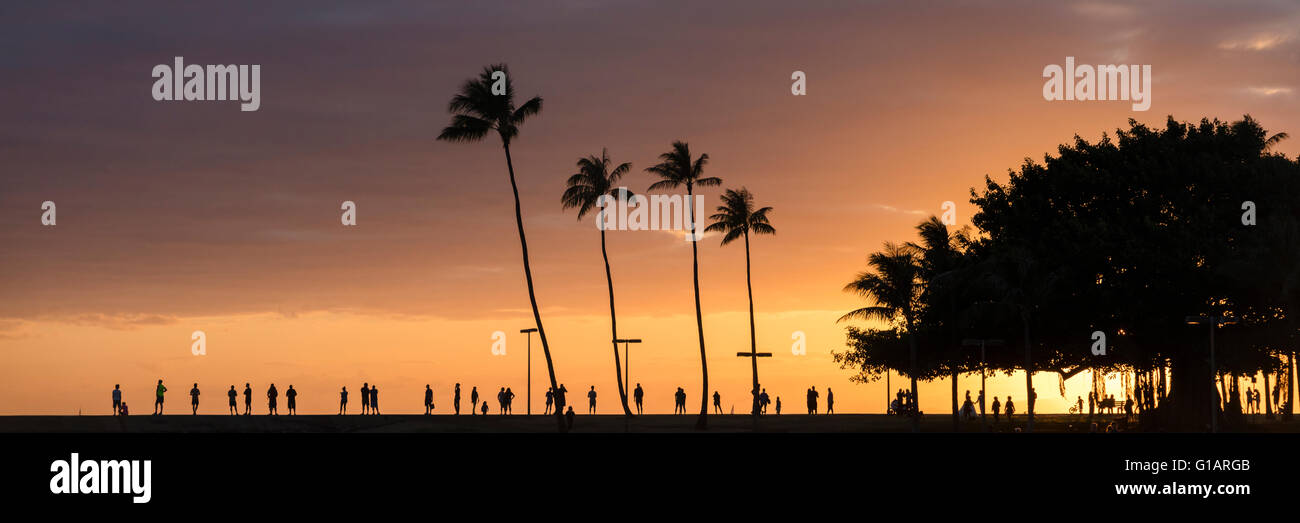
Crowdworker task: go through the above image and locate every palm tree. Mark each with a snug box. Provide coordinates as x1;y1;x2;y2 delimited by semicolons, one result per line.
705;188;776;415
838;243;923;432
646;141;721;429
437;64;566;432
907;217;970;431
561;149;634;417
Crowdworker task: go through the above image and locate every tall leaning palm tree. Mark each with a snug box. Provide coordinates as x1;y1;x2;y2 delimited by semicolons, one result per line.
437;64;567;433
706;188;775;415
646;141;721;429
838;243;923;433
561;148;634;417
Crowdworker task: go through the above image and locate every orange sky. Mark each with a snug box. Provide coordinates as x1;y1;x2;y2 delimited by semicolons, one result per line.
1;1;1297;415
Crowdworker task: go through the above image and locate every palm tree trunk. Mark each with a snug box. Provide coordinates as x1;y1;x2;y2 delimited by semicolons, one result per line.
1288;351;1295;419
1023;318;1034;433
600;227;633;417
951;370;959;432
503;144;566;433
744;230;760;416
907;317;918;433
688;184;709;429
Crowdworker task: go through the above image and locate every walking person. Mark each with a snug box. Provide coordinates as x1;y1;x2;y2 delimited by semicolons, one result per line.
153;379;166;415
112;384;122;416
425;385;434;415
826;388;835;414
1005;396;1015;421
992;395;1001;423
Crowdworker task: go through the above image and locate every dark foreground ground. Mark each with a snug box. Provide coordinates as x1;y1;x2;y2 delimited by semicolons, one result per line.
4;413;1300;432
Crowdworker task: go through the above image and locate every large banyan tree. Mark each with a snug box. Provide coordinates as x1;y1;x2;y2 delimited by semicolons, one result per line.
835;116;1300;431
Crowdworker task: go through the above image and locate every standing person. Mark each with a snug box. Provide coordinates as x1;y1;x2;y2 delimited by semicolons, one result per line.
370;385;379;415
977;390;985;419
565;406;575;430
505;388;515;415
1088;391;1096;419
424;385;434;415
633;384;644;415
112;384;122;416
588;386;597;414
190;383;201;415
360;383;370;415
454;383;461;415
807;386;819;415
554;384;568;413
243;383;252;416
267;384;278;416
826;388;835;414
992;395;1001;423
227;386;238;415
497;387;506;415
286;385;297;415
1005;396;1015;421
775;396;782;415
713;390;721;414
545;387;554;415
153;379;166;415
1076;395;1083;415
470;386;479;416
339;387;348;415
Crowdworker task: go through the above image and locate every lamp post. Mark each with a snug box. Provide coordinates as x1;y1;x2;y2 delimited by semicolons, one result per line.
963;338;1004;433
1185;315;1237;433
615;338;642;393
521;328;537;415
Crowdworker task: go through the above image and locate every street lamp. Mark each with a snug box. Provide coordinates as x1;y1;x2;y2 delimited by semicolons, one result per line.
1184;315;1237;433
963;338;1004;433
521;328;537;415
615;338;642;392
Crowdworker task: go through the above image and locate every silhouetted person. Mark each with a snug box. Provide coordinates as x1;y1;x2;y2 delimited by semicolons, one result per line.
370;385;379;414
267;384;278;415
565;406;575;430
505;387;515;414
119;402;129;416
286;385;297;415
497;387;506;415
480;401;488;416
674;387;686;414
1005;396;1015;420
339;387;348;414
827;388;835;414
555;384;568;412
244;383;252;415
992;396;1001;423
807;386;819;415
588;386;597;414
360;383;370;415
1029;388;1037;416
977;390;985;419
760;388;770;414
1088;391;1095;419
775;396;782;415
454;383;461;415
633;383;644;415
1076;395;1083;415
471;386;479;415
713;390;722;414
545;387;554;415
425;385;434;415
112;384;122;416
228;385;238;415
153;379;166;415
190;383;201;415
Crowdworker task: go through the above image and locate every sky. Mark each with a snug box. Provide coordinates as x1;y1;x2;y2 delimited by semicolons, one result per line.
1;0;1297;415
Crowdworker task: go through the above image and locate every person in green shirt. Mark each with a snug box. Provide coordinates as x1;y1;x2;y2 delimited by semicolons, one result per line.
153;379;166;415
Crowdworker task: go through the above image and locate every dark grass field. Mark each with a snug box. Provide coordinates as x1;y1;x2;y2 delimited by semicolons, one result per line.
4;413;1299;433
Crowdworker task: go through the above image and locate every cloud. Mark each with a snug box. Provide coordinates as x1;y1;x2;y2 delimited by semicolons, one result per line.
60;313;181;331
1244;86;1294;97
1218;33;1292;51
869;204;927;216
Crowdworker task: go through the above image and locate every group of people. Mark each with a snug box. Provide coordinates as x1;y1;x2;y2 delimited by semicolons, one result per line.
123;380;305;416
806;386;832;414
889;388;917;416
